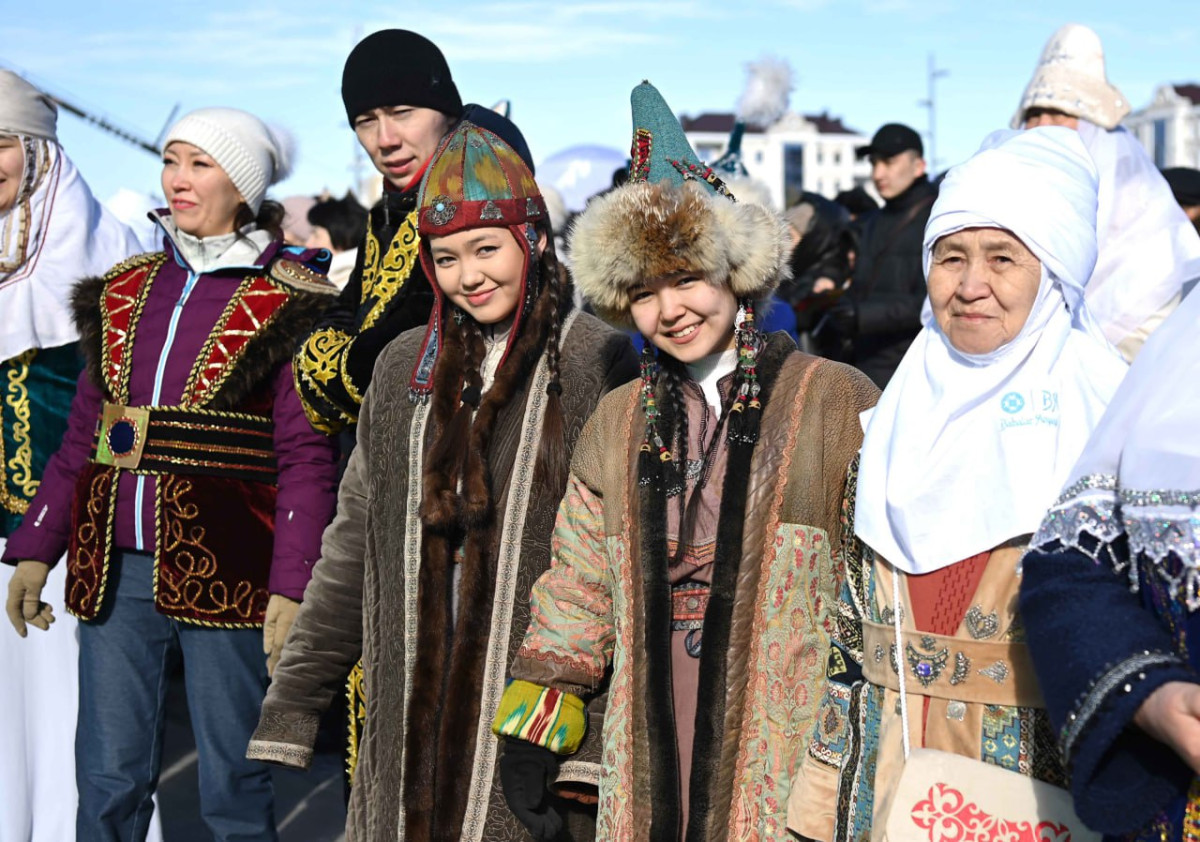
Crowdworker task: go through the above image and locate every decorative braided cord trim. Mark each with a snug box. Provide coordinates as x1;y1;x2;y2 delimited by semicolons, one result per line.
1060;650;1182;765
245;739;314;770
461;308;579;842
557;760;601;787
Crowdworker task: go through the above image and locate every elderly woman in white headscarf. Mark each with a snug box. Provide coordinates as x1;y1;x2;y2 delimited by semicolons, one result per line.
786;127;1128;842
0;71;147;842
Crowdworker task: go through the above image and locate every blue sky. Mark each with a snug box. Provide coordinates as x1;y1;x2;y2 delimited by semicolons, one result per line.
4;0;1196;206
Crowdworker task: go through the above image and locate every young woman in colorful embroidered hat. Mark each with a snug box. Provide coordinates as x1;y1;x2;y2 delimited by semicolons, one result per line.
3;105;341;841
490;81;878;841
248;120;637;841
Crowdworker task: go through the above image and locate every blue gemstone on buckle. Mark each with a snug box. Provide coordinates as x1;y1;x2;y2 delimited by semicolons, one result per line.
916;663;933;678
107;419;137;456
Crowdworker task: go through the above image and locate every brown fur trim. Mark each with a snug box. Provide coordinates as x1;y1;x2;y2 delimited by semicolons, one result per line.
71;275;109;394
405;267;569;838
569;181;793;327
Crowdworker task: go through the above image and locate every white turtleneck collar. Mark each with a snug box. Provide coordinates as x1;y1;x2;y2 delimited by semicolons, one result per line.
685;347;739;416
479;316;515;393
155;212;274;275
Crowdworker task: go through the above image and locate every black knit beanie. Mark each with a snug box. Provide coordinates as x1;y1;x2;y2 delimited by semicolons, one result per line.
341;30;463;126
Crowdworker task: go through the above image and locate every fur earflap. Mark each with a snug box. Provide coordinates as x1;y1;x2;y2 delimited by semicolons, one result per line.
569;180;792;326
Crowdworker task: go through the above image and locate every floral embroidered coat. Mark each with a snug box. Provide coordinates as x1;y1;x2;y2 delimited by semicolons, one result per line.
503;346;877;841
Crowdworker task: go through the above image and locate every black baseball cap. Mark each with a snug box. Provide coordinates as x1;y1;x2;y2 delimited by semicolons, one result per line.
856;123;924;160
1162;167;1200;207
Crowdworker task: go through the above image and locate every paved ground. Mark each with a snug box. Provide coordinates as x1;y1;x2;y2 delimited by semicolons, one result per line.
157;670;347;841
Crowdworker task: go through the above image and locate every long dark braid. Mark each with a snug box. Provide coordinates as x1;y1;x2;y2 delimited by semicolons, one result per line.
531;230;570;504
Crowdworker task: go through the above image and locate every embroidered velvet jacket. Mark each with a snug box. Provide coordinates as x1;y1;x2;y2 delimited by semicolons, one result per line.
496;341;878;841
2;236;340;626
1021;544;1200;838
0;344;80;536
292;187;436;436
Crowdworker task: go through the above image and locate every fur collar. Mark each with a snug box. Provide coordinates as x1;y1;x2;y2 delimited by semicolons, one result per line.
71;252;334;410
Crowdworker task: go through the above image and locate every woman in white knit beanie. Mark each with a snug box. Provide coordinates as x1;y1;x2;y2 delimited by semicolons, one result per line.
160;106;292;240
4;102;340;841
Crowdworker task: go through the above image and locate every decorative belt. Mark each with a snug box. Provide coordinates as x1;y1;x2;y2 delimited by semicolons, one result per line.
92;403;277;483
672;583;709;659
860;620;1044;708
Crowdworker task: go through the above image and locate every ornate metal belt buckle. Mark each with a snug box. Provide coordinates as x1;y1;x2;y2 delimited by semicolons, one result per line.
95;403;150;469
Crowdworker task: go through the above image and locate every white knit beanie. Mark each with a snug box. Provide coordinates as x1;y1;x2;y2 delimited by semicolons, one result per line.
163;107;292;213
1011;24;1130;130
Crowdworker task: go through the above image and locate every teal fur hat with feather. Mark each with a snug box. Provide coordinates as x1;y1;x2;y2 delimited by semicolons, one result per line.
569;81;791;327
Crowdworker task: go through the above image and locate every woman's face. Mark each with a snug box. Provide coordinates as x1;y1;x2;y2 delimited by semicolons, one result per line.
0;135;26;213
429;226;546;325
927;227;1042;355
305;225;335;252
161;141;243;239
629;272;739;363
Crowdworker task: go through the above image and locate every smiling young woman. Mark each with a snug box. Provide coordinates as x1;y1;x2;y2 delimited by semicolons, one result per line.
248;120;637;841
489;82;878;841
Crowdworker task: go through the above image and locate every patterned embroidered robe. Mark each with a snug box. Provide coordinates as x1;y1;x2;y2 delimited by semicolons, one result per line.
500;346;877;841
788;488;1066;842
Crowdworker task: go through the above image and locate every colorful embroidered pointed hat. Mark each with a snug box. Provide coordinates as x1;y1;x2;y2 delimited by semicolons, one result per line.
569;81;791;327
408;121;548;399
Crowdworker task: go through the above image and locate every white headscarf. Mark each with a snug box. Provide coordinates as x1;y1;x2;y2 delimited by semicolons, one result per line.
856;127;1127;575
1033;282;1200;605
0;136;145;361
1075;120;1200;348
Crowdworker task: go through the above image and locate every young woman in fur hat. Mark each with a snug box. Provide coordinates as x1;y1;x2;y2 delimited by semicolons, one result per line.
491;82;879;841
248;121;638;842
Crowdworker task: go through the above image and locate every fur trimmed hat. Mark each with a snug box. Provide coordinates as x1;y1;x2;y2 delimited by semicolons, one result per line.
1011;24;1129;130
569;82;790;327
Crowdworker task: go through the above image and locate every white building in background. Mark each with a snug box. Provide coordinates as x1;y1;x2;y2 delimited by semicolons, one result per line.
1124;83;1200;169
682;111;873;209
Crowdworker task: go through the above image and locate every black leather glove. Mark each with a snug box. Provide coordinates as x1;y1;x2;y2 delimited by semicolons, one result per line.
500;739;563;841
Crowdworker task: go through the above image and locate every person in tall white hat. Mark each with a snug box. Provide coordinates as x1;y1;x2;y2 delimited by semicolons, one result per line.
1013;23;1200;361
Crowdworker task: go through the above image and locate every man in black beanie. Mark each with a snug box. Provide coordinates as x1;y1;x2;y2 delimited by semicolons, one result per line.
282;28;535;807
293;29;533;444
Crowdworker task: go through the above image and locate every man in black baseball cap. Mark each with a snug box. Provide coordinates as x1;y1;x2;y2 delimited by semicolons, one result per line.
818;121;936;387
855;123;926;200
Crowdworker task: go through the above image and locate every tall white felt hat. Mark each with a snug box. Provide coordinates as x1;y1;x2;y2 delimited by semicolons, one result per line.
1011;24;1130;130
